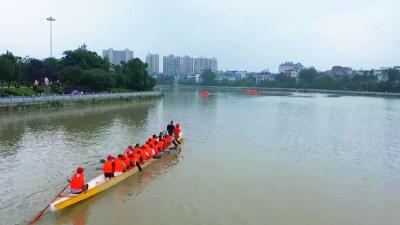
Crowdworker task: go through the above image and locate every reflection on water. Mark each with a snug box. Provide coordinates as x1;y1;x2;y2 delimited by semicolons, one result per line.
1;87;400;225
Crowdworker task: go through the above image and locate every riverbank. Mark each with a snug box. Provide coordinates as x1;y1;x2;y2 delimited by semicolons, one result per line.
0;91;164;111
166;85;400;97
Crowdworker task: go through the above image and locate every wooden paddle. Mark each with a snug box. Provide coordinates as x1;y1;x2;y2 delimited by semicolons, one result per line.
28;183;69;225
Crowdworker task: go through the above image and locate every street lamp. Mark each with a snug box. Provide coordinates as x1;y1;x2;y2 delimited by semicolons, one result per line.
46;17;56;58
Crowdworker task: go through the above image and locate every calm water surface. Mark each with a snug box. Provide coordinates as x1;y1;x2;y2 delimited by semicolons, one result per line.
1;87;400;225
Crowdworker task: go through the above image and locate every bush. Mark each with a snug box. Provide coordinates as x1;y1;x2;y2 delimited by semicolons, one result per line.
51;85;64;94
32;85;44;94
3;87;35;96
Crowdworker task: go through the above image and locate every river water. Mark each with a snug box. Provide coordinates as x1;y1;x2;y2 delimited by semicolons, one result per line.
1;87;400;225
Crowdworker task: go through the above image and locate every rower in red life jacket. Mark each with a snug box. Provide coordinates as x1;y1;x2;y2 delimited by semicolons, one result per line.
103;155;115;180
133;144;141;154
133;144;143;164
153;141;161;155
144;142;153;159
69;167;88;194
125;144;133;155
141;145;150;161
123;153;131;170
147;138;154;147
143;143;152;159
148;143;155;157
128;153;136;168
157;139;165;152
149;143;157;156
158;132;164;141
151;135;158;144
128;152;143;172
165;134;172;148
173;124;182;147
174;123;181;137
114;155;126;176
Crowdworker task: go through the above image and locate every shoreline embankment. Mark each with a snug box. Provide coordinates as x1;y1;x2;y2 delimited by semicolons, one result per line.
0;91;164;111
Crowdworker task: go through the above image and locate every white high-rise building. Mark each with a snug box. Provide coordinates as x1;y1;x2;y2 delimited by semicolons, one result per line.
210;58;218;72
146;53;159;75
163;54;218;75
194;57;218;73
102;48;134;65
163;55;181;75
180;55;194;74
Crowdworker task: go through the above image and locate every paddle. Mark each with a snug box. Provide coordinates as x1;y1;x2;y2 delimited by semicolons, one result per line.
28;183;69;225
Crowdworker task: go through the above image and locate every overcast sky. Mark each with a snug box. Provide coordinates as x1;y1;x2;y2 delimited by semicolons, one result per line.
0;0;399;72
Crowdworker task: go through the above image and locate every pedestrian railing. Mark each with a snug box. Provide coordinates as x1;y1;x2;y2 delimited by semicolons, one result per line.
0;91;162;105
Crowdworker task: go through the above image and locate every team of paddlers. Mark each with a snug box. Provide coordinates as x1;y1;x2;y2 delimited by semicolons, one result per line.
69;122;181;194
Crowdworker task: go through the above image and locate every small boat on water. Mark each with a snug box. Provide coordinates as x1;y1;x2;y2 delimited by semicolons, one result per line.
49;133;184;212
200;90;209;97
244;89;261;95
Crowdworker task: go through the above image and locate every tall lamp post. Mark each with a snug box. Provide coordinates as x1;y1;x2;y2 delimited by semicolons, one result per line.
46;17;56;58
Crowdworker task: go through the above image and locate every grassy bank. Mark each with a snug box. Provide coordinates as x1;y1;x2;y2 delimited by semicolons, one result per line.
1;87;35;96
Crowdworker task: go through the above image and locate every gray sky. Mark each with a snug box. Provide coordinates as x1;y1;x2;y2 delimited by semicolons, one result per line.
1;0;399;72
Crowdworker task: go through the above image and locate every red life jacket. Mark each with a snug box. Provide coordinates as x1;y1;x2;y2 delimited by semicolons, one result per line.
141;150;149;161
114;158;125;172
103;160;114;173
124;157;131;169
70;173;85;190
157;140;165;152
143;145;152;158
175;127;181;136
134;150;142;164
147;146;154;158
126;149;134;156
153;145;160;155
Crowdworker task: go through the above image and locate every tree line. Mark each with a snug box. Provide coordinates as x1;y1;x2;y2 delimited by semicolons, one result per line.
0;45;155;96
174;68;400;93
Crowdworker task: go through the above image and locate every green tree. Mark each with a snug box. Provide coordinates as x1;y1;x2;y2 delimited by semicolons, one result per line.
0;52;20;87
386;69;400;92
298;67;318;88
59;65;84;87
81;69;115;91
314;76;334;89
122;58;155;91
22;58;45;84
200;69;216;85
43;57;61;82
61;45;110;70
113;71;126;87
0;57;15;94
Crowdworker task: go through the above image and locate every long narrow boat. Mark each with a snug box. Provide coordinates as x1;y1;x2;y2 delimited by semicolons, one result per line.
49;133;184;212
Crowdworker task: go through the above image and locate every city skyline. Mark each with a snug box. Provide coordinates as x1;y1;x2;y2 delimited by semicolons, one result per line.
1;0;399;72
